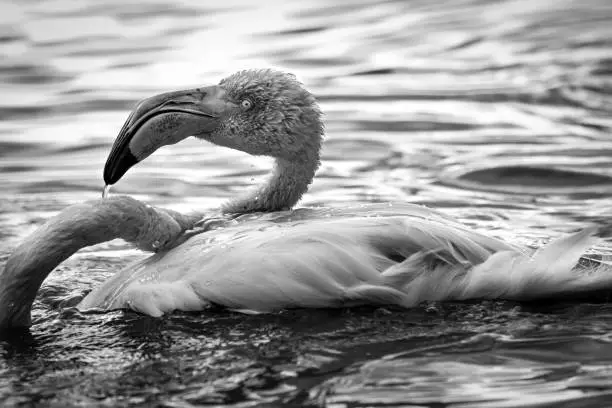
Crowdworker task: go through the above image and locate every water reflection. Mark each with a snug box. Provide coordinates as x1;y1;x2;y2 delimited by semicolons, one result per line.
1;0;612;406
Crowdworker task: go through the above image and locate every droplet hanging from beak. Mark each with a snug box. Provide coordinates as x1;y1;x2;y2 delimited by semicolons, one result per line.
102;184;112;199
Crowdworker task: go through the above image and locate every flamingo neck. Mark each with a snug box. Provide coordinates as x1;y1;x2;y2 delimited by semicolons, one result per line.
0;197;199;329
222;155;319;214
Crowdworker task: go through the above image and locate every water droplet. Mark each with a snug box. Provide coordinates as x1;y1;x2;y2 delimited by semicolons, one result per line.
102;184;112;199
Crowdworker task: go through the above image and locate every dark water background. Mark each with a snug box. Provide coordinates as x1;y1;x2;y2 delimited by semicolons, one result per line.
1;0;612;406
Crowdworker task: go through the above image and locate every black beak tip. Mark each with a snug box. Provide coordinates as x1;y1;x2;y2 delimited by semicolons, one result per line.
103;150;139;185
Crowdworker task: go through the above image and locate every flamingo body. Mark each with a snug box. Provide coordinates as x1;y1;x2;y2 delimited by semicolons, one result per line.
77;202;605;317
1;68;610;329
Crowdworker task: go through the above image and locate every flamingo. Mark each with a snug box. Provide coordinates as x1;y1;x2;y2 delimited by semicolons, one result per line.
1;69;610;329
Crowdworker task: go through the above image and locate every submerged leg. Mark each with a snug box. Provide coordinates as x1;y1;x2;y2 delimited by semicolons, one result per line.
0;196;201;329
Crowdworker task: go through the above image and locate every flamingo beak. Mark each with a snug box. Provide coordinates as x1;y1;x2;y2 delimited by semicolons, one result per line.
103;85;228;185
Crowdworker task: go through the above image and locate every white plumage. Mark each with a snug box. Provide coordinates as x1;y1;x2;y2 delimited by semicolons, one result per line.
77;201;610;317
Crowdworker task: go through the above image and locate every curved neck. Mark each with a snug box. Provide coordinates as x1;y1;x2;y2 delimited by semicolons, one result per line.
0;197;198;329
222;155;319;214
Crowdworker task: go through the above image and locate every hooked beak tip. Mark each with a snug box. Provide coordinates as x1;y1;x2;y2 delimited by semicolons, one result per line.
103;147;139;185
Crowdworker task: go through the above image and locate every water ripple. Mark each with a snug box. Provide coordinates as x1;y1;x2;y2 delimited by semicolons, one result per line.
1;0;612;406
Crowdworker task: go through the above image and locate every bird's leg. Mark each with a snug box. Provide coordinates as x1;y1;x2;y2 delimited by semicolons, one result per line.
193;212;239;230
0;196;199;328
157;212;239;251
182;213;239;237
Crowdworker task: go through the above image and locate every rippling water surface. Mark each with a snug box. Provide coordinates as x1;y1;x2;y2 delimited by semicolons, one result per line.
2;0;612;406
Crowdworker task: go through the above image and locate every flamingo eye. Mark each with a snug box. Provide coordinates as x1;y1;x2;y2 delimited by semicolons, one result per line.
240;99;253;110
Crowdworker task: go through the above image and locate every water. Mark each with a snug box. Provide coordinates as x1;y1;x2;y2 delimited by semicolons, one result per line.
1;0;612;406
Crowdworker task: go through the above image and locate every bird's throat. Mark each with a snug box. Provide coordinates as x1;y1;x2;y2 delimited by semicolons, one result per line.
222;156;319;214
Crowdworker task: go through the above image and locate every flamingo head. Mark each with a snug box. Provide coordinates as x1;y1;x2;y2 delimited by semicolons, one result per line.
103;69;323;185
